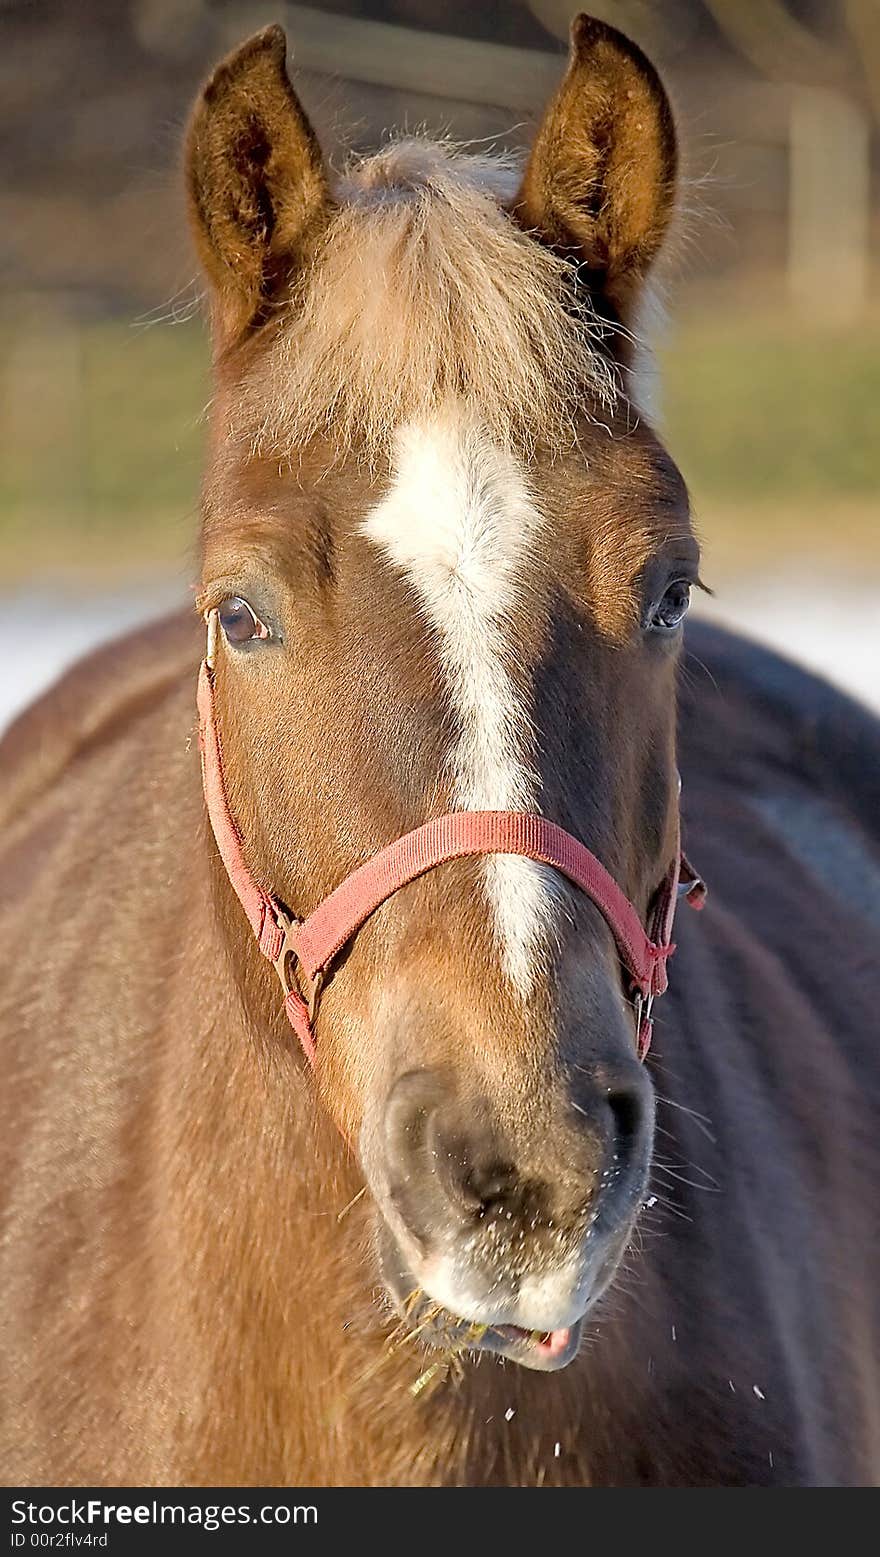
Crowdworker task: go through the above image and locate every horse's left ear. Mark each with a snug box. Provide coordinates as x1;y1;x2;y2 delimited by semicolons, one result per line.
515;14;677;326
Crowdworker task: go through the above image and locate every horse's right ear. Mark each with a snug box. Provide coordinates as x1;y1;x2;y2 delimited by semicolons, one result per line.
186;26;330;345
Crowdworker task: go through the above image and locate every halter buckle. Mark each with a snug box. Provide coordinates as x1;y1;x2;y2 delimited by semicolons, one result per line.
205;609;220;672
633;988;656;1060
272;908;324;1022
633;989;655;1032
271;908;295;996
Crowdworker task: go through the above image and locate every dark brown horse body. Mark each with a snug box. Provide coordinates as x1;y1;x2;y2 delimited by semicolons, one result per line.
1;18;878;1486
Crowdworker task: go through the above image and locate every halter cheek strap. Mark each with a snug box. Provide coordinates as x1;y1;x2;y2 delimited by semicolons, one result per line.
197;655;705;1066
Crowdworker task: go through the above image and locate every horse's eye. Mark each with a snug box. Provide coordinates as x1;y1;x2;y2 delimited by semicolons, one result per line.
217;596;268;645
650;581;691;633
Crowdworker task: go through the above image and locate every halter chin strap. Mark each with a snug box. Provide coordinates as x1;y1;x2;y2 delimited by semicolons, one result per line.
197;655;705;1066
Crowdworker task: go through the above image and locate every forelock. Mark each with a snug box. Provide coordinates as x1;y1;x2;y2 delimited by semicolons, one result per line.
233;137;618;464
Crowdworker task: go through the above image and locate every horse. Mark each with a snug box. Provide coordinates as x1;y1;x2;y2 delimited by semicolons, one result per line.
1;16;878;1487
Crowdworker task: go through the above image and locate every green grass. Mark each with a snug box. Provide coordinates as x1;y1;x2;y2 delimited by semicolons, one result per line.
0;311;209;578
660;310;880;503
1;303;877;581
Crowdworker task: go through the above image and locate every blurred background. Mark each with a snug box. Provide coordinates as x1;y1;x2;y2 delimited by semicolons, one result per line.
1;0;878;730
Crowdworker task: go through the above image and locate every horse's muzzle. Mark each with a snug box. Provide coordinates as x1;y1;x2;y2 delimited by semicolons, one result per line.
367;1063;654;1370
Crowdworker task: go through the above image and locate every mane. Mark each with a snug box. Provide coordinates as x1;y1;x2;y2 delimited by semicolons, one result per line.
238;138;618;463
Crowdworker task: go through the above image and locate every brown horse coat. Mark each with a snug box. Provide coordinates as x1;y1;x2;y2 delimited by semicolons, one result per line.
1;615;878;1486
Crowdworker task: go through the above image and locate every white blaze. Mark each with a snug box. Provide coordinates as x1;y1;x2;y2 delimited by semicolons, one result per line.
362;414;557;992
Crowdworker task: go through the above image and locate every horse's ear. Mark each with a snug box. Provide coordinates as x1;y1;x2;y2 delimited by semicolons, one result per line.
515;14;677;326
186;25;330;344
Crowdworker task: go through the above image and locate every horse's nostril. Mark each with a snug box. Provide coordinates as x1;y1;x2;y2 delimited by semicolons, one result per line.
384;1071;441;1166
382;1076;538;1235
606;1085;647;1150
599;1077;653;1203
460;1159;518;1217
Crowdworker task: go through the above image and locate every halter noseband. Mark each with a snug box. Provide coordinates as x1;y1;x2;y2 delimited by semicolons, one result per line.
196;630;705;1066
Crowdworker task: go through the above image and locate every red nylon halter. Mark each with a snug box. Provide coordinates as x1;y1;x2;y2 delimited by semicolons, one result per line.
197;654;705;1065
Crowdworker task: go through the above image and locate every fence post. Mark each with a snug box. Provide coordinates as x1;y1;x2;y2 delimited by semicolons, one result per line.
788;85;869;322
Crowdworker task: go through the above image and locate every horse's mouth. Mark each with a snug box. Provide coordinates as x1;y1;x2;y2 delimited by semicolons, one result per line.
379;1231;586;1373
405;1302;584;1372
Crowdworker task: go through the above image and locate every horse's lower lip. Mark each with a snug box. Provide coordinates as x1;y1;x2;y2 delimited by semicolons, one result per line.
471;1317;583;1369
395;1301;584;1371
494;1323;573;1358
